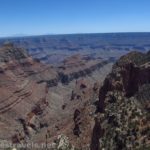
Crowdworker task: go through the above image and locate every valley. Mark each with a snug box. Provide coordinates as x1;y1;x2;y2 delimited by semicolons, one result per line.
0;33;150;150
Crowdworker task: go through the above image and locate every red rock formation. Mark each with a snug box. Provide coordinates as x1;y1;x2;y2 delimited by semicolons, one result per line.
0;44;57;140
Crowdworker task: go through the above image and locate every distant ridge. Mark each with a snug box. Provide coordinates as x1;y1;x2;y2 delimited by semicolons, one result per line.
1;32;150;39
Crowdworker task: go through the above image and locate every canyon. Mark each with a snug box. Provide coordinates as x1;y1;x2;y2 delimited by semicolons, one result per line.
0;33;150;150
0;41;113;149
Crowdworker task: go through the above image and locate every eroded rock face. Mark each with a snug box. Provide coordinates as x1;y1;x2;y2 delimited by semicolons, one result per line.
98;51;150;112
0;44;56;141
92;51;150;150
0;43;113;148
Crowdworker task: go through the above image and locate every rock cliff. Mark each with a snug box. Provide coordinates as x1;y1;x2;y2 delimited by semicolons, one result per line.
91;51;150;150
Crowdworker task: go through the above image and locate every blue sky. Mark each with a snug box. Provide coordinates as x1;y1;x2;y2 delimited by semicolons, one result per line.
0;0;150;37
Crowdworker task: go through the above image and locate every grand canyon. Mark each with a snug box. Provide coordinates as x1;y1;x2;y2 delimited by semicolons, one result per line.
0;33;150;150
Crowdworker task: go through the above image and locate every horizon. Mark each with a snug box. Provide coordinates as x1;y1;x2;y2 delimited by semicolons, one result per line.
1;32;150;39
1;0;150;37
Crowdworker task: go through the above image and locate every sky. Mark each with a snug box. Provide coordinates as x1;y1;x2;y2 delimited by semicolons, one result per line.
0;0;150;37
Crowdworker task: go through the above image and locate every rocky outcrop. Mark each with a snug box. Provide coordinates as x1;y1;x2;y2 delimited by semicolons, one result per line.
0;42;28;63
98;51;150;112
91;51;150;150
50;134;76;150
